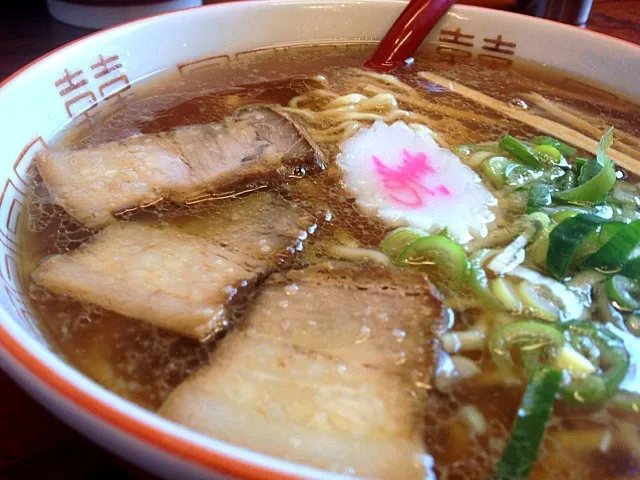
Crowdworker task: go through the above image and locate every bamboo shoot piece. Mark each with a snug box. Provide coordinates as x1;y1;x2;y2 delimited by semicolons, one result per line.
418;72;640;175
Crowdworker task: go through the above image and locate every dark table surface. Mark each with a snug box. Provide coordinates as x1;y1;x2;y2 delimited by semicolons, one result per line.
0;0;638;478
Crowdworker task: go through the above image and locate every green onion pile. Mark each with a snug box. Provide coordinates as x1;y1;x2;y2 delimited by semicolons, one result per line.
379;127;640;480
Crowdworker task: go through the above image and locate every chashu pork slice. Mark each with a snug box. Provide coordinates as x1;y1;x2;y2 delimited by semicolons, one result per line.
160;264;442;478
159;336;429;479
169;191;327;264
32;193;319;340
243;264;442;376
36;106;324;227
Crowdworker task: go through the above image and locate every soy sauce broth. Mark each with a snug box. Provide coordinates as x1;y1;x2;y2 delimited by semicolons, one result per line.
19;43;640;479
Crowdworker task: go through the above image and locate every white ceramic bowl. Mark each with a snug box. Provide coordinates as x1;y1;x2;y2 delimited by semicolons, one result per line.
0;2;638;479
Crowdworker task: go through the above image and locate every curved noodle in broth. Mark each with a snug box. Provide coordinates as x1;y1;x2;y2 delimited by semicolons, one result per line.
19;44;640;479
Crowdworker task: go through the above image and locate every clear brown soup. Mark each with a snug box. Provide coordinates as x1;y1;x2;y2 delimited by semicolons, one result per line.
19;44;640;479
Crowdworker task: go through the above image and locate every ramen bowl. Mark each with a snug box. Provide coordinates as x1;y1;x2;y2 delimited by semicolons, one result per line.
0;2;638;479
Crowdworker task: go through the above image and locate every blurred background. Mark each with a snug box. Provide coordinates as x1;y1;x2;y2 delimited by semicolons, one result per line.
0;0;637;81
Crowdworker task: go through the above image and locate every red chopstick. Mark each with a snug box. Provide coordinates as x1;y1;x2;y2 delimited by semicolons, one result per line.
364;0;457;72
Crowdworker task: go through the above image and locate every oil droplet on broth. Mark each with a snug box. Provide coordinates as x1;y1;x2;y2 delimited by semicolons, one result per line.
283;283;299;295
393;328;407;342
354;325;371;344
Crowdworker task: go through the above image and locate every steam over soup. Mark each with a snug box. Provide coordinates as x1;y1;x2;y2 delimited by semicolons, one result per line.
20;44;640;479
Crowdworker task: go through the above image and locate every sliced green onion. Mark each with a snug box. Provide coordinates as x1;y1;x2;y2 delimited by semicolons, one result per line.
490;320;564;375
587;220;640;271
564;375;608;404
533;144;563;165
574;157;588;174
491;320;628;407
599;222;625;246
508;266;588;322
491;278;523;311
526;227;551;268
547;214;604;279
554;162;615;204
499;135;542;168
379;227;427;260
605;275;640;310
578;158;603;185
595;282;625;327
597;126;615;166
396;235;468;291
560;321;629;404
482;156;516;187
532;136;577;157
527;183;553;213
622;257;640;280
553;128;616;204
518;281;561;322
490;367;561;480
550;209;581;223
469;249;504;310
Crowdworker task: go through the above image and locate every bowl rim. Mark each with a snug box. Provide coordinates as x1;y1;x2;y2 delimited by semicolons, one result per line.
0;2;638;479
3;0;639;94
